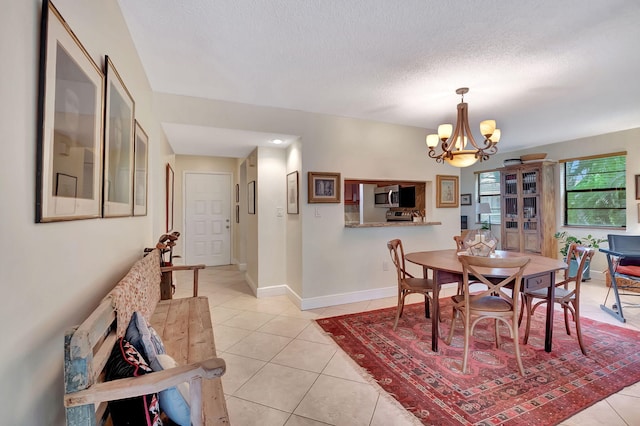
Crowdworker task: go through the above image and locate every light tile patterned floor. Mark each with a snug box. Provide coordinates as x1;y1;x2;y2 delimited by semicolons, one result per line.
175;266;640;426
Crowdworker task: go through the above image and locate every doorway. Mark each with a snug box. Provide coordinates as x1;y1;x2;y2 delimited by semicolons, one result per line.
184;172;232;266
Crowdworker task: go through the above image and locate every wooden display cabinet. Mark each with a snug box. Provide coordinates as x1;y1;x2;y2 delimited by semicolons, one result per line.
500;162;557;258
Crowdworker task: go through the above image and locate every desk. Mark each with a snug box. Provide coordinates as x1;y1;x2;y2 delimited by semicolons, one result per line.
599;247;640;322
405;249;567;353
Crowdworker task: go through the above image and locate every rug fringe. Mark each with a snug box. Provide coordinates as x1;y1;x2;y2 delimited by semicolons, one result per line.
311;321;425;425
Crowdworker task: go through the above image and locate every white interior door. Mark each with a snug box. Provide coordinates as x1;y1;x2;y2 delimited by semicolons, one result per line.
185;172;231;266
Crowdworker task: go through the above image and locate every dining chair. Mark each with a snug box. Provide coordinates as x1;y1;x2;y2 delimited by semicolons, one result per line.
521;243;594;355
453;235;465;251
387;239;436;330
446;254;530;375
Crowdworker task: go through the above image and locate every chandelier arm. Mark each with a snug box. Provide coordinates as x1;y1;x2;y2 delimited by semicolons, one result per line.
460;103;480;149
427;149;447;163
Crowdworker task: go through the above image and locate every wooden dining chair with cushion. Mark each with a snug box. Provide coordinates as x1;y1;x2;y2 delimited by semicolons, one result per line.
521;243;594;355
387;239;436;330
446;254;530;375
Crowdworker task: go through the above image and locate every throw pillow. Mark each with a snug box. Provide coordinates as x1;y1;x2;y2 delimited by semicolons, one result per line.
105;337;163;426
125;311;166;371
155;353;191;426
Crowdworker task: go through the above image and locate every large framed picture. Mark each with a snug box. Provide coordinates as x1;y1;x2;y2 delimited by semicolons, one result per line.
166;164;174;231
133;121;148;216
308;172;341;203
436;175;459;208
287;171;299;214
103;56;135;217
36;0;104;222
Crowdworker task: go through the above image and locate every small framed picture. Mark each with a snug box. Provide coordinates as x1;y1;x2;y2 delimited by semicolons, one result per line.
248;180;256;214
287;171;299;214
166;164;174;231
436;175;459;208
636;175;640;200
308;172;341;203
460;193;472;206
133;121;148;216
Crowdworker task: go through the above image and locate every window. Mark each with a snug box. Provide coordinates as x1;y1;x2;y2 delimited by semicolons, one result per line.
477;171;501;225
563;154;626;227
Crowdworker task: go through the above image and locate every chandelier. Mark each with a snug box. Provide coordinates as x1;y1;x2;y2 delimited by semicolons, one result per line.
426;87;501;167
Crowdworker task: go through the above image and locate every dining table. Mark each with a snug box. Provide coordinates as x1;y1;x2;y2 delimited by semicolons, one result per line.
405;249;567;353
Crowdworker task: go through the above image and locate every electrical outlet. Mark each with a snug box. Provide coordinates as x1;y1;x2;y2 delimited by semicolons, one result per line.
383;261;389;271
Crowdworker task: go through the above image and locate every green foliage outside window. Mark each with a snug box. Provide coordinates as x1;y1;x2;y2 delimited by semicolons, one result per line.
564;155;626;227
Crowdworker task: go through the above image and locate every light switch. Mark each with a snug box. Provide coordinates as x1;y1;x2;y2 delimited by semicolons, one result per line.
276;207;284;217
315;207;321;217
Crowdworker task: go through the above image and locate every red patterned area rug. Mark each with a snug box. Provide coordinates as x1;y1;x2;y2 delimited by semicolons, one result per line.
316;300;640;425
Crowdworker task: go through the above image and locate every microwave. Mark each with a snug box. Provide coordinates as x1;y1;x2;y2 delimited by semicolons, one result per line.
374;185;416;208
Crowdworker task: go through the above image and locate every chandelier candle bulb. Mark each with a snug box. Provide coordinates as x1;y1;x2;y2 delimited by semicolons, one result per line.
438;124;452;139
426;134;439;147
480;120;496;137
490;129;501;143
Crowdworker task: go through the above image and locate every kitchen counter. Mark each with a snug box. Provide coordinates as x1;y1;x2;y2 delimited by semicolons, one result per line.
344;221;442;228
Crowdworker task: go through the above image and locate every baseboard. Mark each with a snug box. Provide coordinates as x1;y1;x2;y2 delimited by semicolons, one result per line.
256;284;288;298
250;283;396;311
244;272;257;296
300;286;397;310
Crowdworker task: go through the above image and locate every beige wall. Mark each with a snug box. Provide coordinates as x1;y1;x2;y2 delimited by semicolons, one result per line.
460;128;640;273
0;1;171;423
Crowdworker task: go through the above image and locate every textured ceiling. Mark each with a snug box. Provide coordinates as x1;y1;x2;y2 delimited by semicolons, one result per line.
118;0;640;158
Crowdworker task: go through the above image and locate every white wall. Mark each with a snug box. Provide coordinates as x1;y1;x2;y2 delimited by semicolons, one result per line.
0;1;172;424
153;93;459;307
257;147;287;292
286;140;303;296
461;128;640;273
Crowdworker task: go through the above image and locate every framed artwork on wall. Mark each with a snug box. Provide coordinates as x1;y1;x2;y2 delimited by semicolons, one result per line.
133;121;148;216
102;56;135;217
460;193;472;206
36;0;104;222
166;164;174;231
636;174;640;200
436;175;459;208
308;172;341;203
248;180;256;214
287;171;299;214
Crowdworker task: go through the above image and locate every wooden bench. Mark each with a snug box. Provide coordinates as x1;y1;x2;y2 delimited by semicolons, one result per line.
63;249;229;425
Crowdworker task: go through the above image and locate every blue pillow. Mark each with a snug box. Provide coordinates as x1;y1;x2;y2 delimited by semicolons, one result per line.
155;354;191;426
125;311;166;371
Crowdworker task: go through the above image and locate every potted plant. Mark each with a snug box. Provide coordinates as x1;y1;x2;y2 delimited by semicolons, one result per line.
553;231;606;280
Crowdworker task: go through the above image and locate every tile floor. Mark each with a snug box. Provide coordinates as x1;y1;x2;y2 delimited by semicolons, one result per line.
174;267;640;426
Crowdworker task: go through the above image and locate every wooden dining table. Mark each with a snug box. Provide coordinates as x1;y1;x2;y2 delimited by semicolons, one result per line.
405;249;567;353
